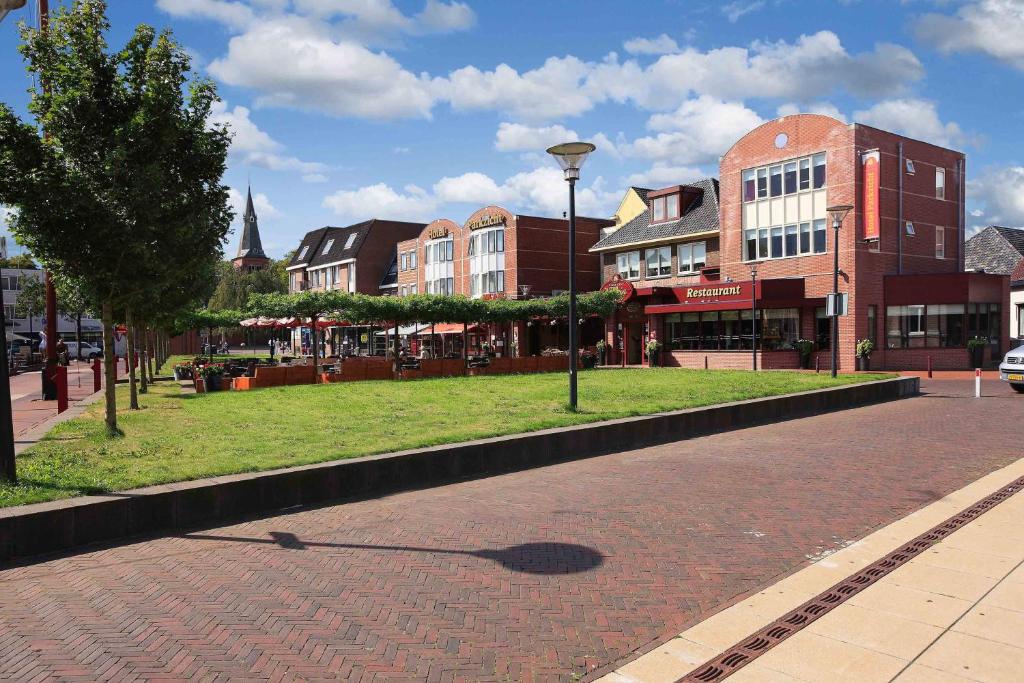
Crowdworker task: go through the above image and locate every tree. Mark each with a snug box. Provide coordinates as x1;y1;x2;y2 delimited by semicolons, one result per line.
0;1;231;431
208;259;288;312
0;253;37;269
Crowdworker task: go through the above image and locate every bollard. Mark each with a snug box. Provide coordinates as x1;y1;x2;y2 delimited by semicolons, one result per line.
815;355;820;373
92;357;102;392
927;355;933;379
55;365;68;414
704;355;708;370
975;368;981;398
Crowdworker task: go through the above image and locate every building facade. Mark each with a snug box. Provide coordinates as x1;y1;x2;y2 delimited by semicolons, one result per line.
966;226;1024;343
2;267;103;344
594;114;1008;370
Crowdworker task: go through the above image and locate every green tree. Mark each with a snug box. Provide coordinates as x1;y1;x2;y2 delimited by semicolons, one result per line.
0;0;232;432
0;253;37;269
208;259;288;312
12;274;44;340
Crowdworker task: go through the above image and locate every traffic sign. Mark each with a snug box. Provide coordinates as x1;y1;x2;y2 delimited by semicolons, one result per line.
826;292;848;317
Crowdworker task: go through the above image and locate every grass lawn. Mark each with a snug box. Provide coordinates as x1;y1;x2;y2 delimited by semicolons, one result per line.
0;368;893;508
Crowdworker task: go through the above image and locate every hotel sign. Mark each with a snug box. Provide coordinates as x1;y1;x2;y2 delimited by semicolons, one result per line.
466;213;506;230
427;226;449;239
862;150;880;241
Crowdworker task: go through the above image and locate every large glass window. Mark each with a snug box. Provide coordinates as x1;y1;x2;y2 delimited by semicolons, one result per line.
757;168;768;199
425;237;454;294
761;308;800;350
769;165;782;197
813;219;827;253
887;304;966;348
816;307;831;349
664;309;796;351
678;241;706;273
645;246;672;277
741;151;828;262
784;225;798;256
770;226;783;258
784;162;797;195
617;251;640;280
468;228;504;297
812;153;826;188
743;170;756;202
799;222;811;253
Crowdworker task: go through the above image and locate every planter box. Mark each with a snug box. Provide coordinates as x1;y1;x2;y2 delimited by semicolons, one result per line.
194;378;205;393
233;377;252;391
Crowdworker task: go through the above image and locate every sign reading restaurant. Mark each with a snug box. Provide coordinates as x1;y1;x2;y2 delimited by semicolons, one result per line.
466;213;506;230
684;285;742;299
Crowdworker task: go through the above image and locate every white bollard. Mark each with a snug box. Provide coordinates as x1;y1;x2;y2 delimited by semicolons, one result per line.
975;368;981;398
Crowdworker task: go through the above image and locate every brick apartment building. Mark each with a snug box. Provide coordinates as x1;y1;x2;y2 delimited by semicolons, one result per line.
392;205;613;357
594;113;1008;370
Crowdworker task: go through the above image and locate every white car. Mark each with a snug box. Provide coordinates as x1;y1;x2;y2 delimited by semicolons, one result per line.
64;341;103;359
999;344;1024;393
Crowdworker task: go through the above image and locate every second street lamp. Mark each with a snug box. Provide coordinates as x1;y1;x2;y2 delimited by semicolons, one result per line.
826;204;853;379
546;141;595;411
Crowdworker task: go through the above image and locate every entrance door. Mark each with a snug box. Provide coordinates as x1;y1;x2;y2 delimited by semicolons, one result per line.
627;323;643;365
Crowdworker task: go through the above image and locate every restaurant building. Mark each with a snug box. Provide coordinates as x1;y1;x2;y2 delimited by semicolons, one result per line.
286;218;426;353
593;114;1009;370
393;205;613;357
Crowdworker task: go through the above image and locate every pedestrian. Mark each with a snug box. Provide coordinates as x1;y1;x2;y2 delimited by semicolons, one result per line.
55;338;69;366
268;337;276;359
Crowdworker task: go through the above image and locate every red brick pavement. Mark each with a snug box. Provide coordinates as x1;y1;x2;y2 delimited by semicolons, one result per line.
9;361;126;439
0;378;1019;682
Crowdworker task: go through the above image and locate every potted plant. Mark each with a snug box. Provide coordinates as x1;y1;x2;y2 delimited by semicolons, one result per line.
794;339;814;369
967;336;987;368
595;339;607;366
200;363;224;391
579;348;598;369
855;338;874;371
480;341;493;358
173;362;193;380
645;339;661;367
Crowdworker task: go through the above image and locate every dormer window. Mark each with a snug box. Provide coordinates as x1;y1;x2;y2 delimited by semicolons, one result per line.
651;193;680;223
298;245;309;260
344;233;357;249
322;238;334;255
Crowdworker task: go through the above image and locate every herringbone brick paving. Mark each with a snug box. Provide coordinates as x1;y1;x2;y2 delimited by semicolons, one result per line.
0;379;1018;682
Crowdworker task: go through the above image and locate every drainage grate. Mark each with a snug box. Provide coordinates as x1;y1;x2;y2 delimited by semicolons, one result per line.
679;475;1024;683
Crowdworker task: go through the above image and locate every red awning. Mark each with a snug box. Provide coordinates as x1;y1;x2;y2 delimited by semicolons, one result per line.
420;323;485;335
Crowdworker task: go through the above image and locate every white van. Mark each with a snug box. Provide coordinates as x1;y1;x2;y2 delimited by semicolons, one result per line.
63;341;103;359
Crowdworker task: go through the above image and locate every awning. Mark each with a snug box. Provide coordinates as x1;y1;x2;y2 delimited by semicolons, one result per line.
316;319;350;329
420;323;485;335
642;278;810;315
375;324;427;336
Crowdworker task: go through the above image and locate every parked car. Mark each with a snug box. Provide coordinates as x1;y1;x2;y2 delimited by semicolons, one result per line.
64;341;103;359
999;344;1024;393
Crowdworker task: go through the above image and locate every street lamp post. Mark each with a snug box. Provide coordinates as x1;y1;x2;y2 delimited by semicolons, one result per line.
546;141;595;411
749;262;759;371
826;204;853;379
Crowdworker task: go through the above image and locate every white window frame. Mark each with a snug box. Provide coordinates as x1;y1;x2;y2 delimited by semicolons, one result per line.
906;221;916;236
677;241;707;274
935;167;945;200
935;226;945;258
322;238;335;255
644;246;672;278
297;245;309;261
616;251;640;280
344;232;357;249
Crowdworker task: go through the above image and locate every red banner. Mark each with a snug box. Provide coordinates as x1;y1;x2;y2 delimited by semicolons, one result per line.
863;151;880;241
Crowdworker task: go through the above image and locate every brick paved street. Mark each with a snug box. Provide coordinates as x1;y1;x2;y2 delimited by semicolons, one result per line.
0;378;1019;682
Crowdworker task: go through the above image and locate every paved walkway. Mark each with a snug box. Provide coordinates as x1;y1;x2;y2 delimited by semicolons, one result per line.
0;378;1018;681
9;360;125;442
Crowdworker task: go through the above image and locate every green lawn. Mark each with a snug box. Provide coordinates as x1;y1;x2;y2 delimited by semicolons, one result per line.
0;368;893;508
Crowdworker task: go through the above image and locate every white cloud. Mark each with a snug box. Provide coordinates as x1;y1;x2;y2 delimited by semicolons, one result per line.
302;173;329;184
776;101;848;122
209;100;329;177
853;98;970;148
968;166;1024;230
494;122;579;152
916;0;1024;70
722;1;766;23
624;164;707;188
323;183;437;223
623;34;680;56
155;0;255;30
624;96;765;164
415;0;476;33
434;172;517;205
228;186;282;221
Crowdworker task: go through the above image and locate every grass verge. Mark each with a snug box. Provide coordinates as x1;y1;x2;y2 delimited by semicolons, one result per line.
1;368;893;508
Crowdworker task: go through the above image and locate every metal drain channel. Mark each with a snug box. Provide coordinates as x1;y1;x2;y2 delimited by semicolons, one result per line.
679;475;1024;683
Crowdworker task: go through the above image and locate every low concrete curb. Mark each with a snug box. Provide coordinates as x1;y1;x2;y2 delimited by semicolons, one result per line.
0;376;918;563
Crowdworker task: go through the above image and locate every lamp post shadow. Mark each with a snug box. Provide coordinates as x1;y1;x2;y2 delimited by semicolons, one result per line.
185;531;605;575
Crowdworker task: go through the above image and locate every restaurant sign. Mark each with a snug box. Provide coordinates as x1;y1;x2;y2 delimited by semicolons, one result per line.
685;285;742;298
862;150;880;241
466;213;506;230
673;282;754;304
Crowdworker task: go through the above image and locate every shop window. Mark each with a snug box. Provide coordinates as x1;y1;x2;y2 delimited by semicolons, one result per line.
645;246;672;277
678;241;706;273
935;227;945;258
761;308;800;350
967;303;1001;350
813;153;826;188
666;309;794;351
887;304;966;348
617;251;640;280
936;167;945;199
867;305;877;346
1018;304;1024;338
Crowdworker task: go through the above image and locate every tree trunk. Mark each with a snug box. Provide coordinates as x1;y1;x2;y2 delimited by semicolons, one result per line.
75;313;83;361
101;302;118;436
147;329;155;378
138;325;149;395
126;311;139;410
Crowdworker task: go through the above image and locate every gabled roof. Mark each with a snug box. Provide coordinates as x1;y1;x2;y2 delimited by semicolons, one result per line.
379;252;399;289
630;186;652;203
591;178;720;251
288;227;331;268
235;187;269;260
288;219;428;270
965;225;1024;276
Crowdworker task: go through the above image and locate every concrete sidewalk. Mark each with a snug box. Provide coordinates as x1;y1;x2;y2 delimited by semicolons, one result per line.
600;455;1024;683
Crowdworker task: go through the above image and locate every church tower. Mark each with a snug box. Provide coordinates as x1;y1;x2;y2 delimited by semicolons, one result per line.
232;187;271;271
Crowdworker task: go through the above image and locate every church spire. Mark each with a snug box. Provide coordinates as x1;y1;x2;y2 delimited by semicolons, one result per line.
236;186;268;260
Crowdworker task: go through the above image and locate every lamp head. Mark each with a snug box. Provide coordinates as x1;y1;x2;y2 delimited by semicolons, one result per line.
546;142;596;181
0;0;26;22
826;204;854;226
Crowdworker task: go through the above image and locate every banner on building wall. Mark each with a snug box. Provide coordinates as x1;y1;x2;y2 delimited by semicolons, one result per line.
862;150;880;241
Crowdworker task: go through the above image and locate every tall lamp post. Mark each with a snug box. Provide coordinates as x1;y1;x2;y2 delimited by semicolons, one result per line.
0;0;28;482
826;204;853;378
749;262;760;371
546;141;596;411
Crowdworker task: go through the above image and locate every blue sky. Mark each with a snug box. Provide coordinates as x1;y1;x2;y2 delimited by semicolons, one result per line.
2;0;1023;259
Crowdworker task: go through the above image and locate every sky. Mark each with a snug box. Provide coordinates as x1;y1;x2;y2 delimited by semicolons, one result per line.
1;0;1023;259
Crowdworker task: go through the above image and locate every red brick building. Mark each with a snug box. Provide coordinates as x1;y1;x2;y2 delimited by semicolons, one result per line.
594;114;1008;370
392;205;613;357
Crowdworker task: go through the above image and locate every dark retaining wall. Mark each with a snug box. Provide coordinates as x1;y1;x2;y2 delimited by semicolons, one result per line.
0;377;918;563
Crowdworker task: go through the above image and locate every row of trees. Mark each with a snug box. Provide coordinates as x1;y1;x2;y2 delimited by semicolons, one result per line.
0;0;233;446
179;289;624;373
